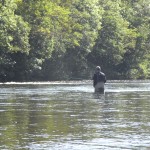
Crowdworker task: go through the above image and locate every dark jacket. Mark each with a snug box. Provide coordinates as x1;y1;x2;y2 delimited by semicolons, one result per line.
93;72;106;87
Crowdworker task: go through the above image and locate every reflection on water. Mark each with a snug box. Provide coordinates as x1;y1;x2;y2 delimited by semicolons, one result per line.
0;80;150;150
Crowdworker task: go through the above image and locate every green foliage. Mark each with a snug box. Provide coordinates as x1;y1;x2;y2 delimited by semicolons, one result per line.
88;0;149;79
60;0;103;78
0;0;30;53
118;0;150;79
0;0;149;81
17;0;70;55
88;0;137;78
0;0;30;81
39;0;103;80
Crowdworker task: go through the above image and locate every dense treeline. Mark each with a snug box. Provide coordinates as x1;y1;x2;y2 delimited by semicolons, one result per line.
0;0;149;81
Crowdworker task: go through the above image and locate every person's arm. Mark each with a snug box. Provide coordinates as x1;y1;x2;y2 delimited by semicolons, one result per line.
93;74;96;87
104;74;106;83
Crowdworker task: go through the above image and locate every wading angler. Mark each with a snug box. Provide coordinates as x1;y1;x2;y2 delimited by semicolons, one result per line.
92;66;106;93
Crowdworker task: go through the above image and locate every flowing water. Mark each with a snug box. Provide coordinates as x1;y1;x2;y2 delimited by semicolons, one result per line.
0;80;150;150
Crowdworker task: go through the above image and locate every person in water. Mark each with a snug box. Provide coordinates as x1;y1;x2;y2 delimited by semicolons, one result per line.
92;66;106;93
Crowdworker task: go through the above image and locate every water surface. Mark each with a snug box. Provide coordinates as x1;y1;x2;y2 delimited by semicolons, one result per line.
0;80;150;150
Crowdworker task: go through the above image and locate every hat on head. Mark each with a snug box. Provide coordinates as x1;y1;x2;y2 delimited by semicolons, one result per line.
96;66;101;71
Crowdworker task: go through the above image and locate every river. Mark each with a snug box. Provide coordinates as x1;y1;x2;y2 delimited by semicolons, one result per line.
0;80;150;150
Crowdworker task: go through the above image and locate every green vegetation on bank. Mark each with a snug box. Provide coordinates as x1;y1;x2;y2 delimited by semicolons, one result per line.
0;0;149;81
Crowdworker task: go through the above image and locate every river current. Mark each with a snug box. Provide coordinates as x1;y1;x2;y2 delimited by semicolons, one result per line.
0;80;150;150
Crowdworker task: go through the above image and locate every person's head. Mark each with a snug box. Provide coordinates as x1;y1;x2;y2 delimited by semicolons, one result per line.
96;66;101;72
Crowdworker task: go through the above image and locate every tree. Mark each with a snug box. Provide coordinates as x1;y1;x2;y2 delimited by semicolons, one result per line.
16;0;86;80
0;0;149;81
118;0;150;79
63;0;103;79
88;0;137;79
42;0;104;80
0;0;30;81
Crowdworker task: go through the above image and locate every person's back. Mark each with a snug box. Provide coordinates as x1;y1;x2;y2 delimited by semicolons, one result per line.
93;66;106;93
